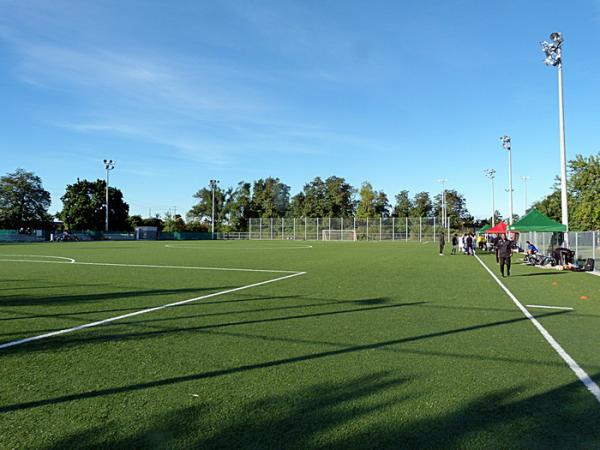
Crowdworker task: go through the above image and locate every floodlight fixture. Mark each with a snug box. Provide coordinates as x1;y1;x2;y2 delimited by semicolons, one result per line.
540;31;569;236
499;137;514;224
484;169;496;226
103;159;116;232
210;179;220;239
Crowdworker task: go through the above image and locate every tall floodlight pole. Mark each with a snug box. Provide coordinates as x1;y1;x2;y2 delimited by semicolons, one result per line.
437;178;447;230
521;176;530;214
103;159;115;232
484;169;496;226
209;179;219;239
500;136;514;224
541;32;569;233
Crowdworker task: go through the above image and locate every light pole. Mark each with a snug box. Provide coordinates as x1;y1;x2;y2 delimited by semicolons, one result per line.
541;32;569;232
103;159;115;232
500;136;514;224
437;178;447;234
209;179;219;239
521;176;530;214
484;169;496;226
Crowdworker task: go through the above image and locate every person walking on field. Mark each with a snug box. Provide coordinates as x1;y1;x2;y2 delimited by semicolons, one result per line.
439;231;445;256
497;233;513;277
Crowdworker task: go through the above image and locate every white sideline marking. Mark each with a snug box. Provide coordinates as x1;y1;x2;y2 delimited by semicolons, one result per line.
526;304;574;311
0;258;298;274
165;244;313;250
0;271;306;350
474;255;600;404
0;254;75;263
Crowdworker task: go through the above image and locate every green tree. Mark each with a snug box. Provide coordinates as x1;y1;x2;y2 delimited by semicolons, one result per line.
324;176;355;217
188;184;226;229
411;192;432;218
224;182;254;231
356;182;389;218
127;215;144;231
568;153;600;230
432;189;471;227
163;212;186;232
393;190;412;218
0;168;51;229
59;179;129;231
251;177;290;217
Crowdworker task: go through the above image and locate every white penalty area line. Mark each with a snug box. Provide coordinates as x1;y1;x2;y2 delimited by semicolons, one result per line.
0;271;306;350
0;257;298;274
474;254;600;405
526;304;574;311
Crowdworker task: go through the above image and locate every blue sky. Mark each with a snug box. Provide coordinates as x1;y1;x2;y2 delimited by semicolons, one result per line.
1;0;599;219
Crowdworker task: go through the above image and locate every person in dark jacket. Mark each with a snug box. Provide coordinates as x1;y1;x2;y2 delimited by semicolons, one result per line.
497;233;513;277
451;234;458;255
439;231;445;256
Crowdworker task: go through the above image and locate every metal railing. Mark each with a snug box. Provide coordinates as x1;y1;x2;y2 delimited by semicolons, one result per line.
247;217;442;241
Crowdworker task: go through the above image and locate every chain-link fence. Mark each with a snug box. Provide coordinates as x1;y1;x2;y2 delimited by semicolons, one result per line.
516;231;599;272
247;217;443;241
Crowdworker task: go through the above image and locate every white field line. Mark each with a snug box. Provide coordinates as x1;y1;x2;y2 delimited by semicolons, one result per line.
474;254;600;404
164;244;313;250
0;271;306;350
0;254;75;263
0;258;298;274
526;305;574;311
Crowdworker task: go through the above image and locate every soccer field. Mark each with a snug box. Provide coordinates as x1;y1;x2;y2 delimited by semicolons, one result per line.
1;240;600;449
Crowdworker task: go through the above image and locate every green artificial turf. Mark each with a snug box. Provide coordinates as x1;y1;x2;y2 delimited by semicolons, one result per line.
1;241;600;449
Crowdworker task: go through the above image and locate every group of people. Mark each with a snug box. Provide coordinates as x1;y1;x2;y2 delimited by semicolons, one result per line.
438;231;515;277
438;233;481;256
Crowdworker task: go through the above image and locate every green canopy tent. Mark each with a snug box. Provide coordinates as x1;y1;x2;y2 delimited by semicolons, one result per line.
508;209;566;232
478;224;492;234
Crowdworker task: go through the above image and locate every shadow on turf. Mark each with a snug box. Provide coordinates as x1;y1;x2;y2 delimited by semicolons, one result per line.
0;309;571;413
37;371;600;450
0;293;304;322
0;286;237;307
0;299;420;353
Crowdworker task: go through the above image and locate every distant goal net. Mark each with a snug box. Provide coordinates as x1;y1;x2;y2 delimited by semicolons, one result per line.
321;230;357;241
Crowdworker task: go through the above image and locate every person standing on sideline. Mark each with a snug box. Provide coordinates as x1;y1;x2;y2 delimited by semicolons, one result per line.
451;234;458;255
493;234;501;264
439;231;445;256
465;234;473;256
497;233;513;277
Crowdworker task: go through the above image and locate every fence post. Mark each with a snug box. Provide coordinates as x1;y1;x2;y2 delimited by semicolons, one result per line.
353;217;356;240
575;232;578;258
392;217;395;241
270;218;273;240
593;231;596;266
341;217;344;240
249;219;252;240
317;218;319;240
433;217;436;242
304;218;307;240
405;217;408;242
419;217;422;242
366;217;369;241
293;218;296;240
281;218;284;240
259;218;262;240
379;217;382;240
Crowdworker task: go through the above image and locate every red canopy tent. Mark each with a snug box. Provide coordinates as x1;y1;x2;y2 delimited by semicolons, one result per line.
485;221;507;234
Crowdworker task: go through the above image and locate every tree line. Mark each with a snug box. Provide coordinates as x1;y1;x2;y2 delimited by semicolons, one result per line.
2;153;599;232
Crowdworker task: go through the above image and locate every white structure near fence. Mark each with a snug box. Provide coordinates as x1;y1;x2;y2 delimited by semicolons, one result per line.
248;217;441;241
